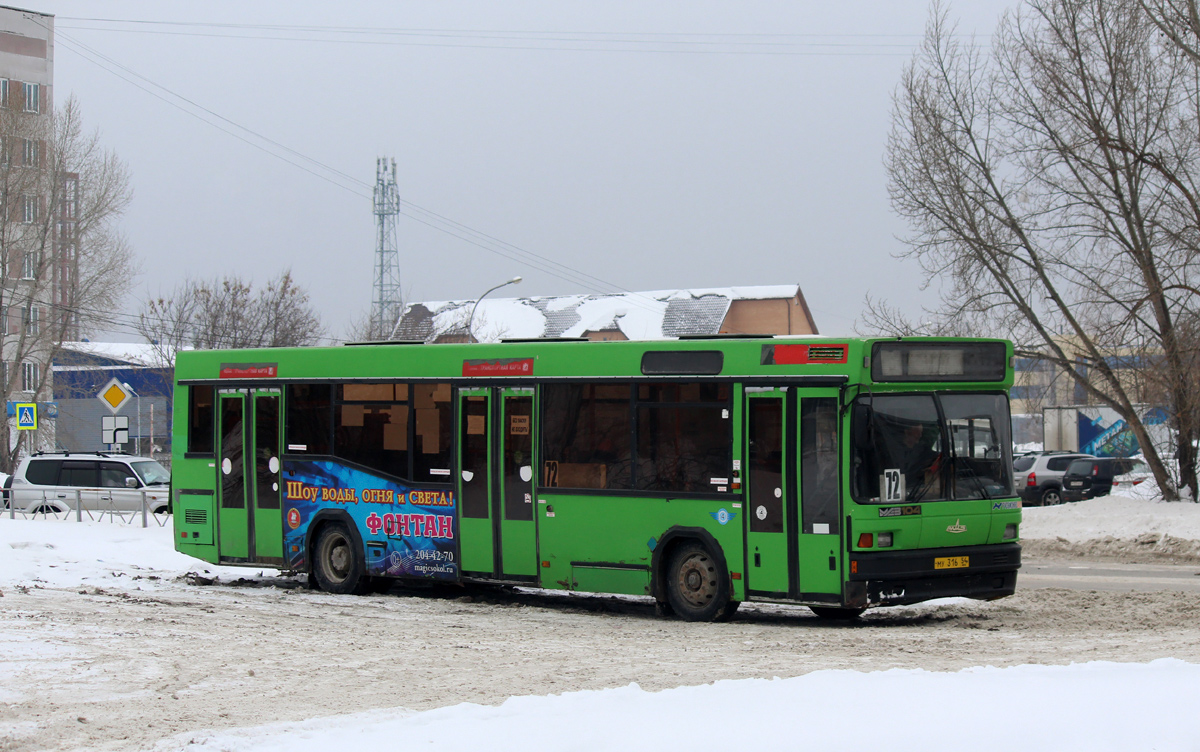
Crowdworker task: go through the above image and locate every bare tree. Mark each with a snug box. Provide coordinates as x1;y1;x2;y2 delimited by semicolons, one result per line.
880;0;1200;499
1140;0;1200;60
0;94;134;472
137;270;324;362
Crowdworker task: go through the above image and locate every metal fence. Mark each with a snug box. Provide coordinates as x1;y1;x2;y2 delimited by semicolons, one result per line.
3;488;171;528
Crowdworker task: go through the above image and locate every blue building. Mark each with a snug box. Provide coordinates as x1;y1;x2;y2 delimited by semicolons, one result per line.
51;343;173;463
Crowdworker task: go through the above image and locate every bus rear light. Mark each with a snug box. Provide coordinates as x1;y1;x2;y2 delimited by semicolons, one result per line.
877;532;893;548
857;533;874;548
1026;472;1036;486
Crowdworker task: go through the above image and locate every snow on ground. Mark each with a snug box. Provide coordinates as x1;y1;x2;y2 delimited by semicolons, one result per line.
1021;493;1200;540
5;499;1200;751
0;518;271;591
151;660;1199;752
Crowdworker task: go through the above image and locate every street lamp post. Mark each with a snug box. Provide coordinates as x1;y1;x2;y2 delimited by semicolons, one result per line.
124;382;142;456
467;276;522;341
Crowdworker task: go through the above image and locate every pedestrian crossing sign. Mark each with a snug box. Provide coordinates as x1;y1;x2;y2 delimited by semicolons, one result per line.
16;403;37;430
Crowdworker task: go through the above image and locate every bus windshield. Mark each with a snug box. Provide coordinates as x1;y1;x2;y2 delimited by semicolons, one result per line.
852;393;1013;503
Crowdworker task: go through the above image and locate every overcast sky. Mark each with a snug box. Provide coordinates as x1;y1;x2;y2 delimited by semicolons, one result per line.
34;1;1019;341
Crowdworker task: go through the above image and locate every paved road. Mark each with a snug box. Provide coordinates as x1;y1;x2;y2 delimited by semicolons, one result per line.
1020;558;1200;593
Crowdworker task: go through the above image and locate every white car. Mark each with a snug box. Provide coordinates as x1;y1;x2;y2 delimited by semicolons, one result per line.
1110;458;1153;491
3;452;171;515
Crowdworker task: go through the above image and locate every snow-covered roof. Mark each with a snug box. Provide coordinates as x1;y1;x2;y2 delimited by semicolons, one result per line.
56;342;166;368
394;284;804;343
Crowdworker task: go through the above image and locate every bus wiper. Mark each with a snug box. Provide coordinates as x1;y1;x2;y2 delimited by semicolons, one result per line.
952;449;991;499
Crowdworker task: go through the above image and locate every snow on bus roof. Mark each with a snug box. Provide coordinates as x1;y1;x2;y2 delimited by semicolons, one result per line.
394;284;803;343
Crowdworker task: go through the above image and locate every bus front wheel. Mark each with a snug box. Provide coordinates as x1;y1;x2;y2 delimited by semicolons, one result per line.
664;541;736;622
312;522;367;595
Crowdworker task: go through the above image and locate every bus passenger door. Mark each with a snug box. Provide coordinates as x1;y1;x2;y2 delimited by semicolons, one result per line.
499;388;537;579
744;387;791;597
250;389;284;565
795;389;843;597
457;389;494;575
217;390;251;560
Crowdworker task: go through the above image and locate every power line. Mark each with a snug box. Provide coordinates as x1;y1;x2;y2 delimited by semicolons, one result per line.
50;28;923;56
40;23;664;313
54;19;985;56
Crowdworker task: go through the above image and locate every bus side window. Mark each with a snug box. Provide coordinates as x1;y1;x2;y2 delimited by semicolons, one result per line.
541;383;632;490
335;382;410;480
286;384;332;455
189;385;215;454
411;383;453;483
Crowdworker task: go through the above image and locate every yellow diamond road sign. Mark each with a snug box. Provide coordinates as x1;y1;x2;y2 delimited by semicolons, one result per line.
98;378;133;413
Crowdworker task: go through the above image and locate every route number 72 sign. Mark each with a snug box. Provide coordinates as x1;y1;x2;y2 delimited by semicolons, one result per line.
882;468;905;503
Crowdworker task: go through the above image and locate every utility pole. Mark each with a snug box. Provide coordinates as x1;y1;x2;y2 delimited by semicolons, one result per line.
370;157;402;340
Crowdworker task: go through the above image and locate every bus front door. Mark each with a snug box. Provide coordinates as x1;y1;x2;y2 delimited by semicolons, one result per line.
794;389;843;598
217;390;250;561
745;387;844;600
745;388;791;597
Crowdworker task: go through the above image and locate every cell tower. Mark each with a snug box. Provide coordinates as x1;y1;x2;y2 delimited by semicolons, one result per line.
370;157;403;339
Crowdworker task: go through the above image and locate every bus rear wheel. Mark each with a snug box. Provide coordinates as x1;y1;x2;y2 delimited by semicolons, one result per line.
665;541;735;622
312;522;366;595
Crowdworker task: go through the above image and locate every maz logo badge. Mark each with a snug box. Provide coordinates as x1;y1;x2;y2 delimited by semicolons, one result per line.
946;519;967;534
710;508;738;526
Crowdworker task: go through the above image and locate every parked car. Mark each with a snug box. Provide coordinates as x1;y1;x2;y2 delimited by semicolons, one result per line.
1060;457;1147;502
2;452;171;515
1013;451;1094;505
1110;458;1153;493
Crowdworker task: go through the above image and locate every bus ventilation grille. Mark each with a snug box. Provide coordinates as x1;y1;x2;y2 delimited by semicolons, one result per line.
806;345;847;362
184;509;207;526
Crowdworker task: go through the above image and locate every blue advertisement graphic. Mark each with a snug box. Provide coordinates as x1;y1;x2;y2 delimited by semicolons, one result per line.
1077;406;1168;457
282;459;458;581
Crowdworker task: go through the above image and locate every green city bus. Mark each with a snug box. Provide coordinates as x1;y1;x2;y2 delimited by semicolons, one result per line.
171;336;1021;621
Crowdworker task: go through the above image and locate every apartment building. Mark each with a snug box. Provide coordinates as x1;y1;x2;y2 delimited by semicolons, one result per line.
0;4;65;455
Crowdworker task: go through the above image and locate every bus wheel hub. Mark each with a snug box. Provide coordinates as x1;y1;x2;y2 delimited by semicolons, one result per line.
677;555;714;605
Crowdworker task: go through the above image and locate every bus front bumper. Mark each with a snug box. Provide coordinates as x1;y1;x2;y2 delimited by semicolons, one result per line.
845;543;1021;608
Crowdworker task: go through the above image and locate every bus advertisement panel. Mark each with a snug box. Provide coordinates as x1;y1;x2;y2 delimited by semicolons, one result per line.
282;459;458;580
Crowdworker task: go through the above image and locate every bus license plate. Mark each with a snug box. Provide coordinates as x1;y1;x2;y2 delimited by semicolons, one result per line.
934;556;969;570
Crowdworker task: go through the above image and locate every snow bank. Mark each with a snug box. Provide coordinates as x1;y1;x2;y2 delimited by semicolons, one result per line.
0;518;265;590
154;659;1200;752
1021;494;1200;540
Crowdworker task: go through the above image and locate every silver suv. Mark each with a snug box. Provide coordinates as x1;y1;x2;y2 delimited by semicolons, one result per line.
1013;451;1093;506
3;452;171;515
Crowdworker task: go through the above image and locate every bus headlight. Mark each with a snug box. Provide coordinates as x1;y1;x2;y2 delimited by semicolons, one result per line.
877;532;893;548
1004;523;1018;540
